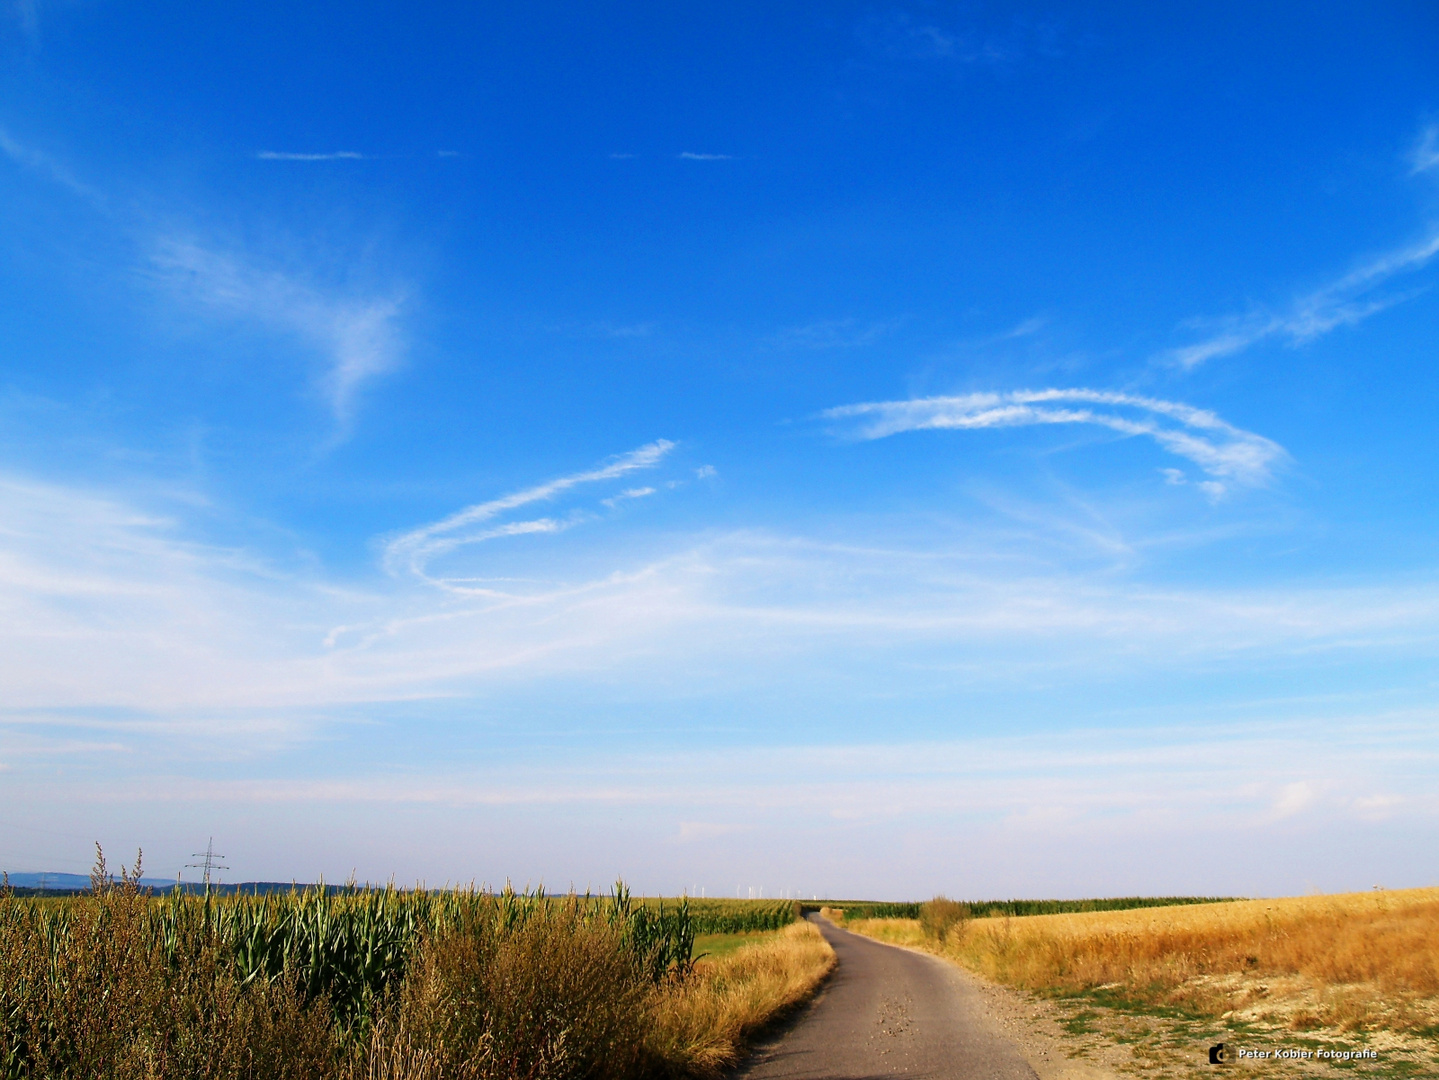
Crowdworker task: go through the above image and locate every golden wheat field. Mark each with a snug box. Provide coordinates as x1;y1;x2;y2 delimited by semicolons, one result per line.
848;888;1439;1037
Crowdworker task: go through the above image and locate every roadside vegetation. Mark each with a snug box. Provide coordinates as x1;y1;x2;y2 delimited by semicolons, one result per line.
844;890;1439;1048
645;921;834;1078
0;849;829;1080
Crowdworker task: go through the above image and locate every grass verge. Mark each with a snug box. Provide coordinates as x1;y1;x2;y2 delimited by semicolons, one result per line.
692;929;782;963
644;920;835;1078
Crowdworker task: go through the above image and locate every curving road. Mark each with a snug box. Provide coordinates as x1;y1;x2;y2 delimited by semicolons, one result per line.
736;915;1040;1080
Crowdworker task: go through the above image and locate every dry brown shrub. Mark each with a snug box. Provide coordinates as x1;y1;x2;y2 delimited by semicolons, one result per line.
918;897;969;943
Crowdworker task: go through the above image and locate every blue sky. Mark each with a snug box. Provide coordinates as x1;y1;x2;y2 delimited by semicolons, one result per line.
2;1;1438;899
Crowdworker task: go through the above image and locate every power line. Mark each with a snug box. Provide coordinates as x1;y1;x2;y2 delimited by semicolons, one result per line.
185;837;228;888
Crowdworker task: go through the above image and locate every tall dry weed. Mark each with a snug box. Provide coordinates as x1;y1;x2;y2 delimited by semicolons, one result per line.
389;896;650;1080
0;850;336;1080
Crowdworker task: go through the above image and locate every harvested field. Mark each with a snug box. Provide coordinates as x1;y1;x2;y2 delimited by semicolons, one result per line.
948;889;1439;1032
846;890;1439;1077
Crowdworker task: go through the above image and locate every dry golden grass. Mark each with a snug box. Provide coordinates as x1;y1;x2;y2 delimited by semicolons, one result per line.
643;919;836;1078
849;889;1439;1036
842;915;925;947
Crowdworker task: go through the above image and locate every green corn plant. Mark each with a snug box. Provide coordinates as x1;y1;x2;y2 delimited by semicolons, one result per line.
1;868;700;1078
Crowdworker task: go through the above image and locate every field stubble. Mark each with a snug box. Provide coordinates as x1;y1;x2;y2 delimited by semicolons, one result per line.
844;889;1439;1078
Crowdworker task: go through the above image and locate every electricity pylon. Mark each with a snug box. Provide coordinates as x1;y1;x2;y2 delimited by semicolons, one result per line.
186;837;229;888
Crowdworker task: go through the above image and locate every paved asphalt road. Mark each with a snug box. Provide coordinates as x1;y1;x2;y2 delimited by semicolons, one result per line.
736;915;1040;1080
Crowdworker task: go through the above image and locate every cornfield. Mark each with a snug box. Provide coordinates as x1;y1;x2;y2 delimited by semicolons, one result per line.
822;896;1235;922
660;900;797;935
958;895;1238;917
815;901;920;920
0;849;701;1079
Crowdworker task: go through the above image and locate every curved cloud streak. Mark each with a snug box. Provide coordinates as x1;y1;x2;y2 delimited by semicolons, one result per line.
824;389;1286;496
1163;230;1439;369
383;440;675;581
150;238;403;431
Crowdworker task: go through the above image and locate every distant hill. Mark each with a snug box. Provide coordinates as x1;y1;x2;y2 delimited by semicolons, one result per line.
5;872;154;889
2;872;366;896
2;872;320;894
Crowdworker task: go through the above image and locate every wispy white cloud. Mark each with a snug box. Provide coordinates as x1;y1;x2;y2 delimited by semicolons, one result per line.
0;130;402;432
678;152;733;161
3;451;1430;890
0;127;104;204
3;466;1439;781
824;389;1286;497
149;237;403;429
255;151;366;162
988;315;1045;341
1164;231;1439;369
601;487;657;509
766;317;901;350
383;441;675;582
1410;126;1439;175
0;475;325;716
1163;127;1439;369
